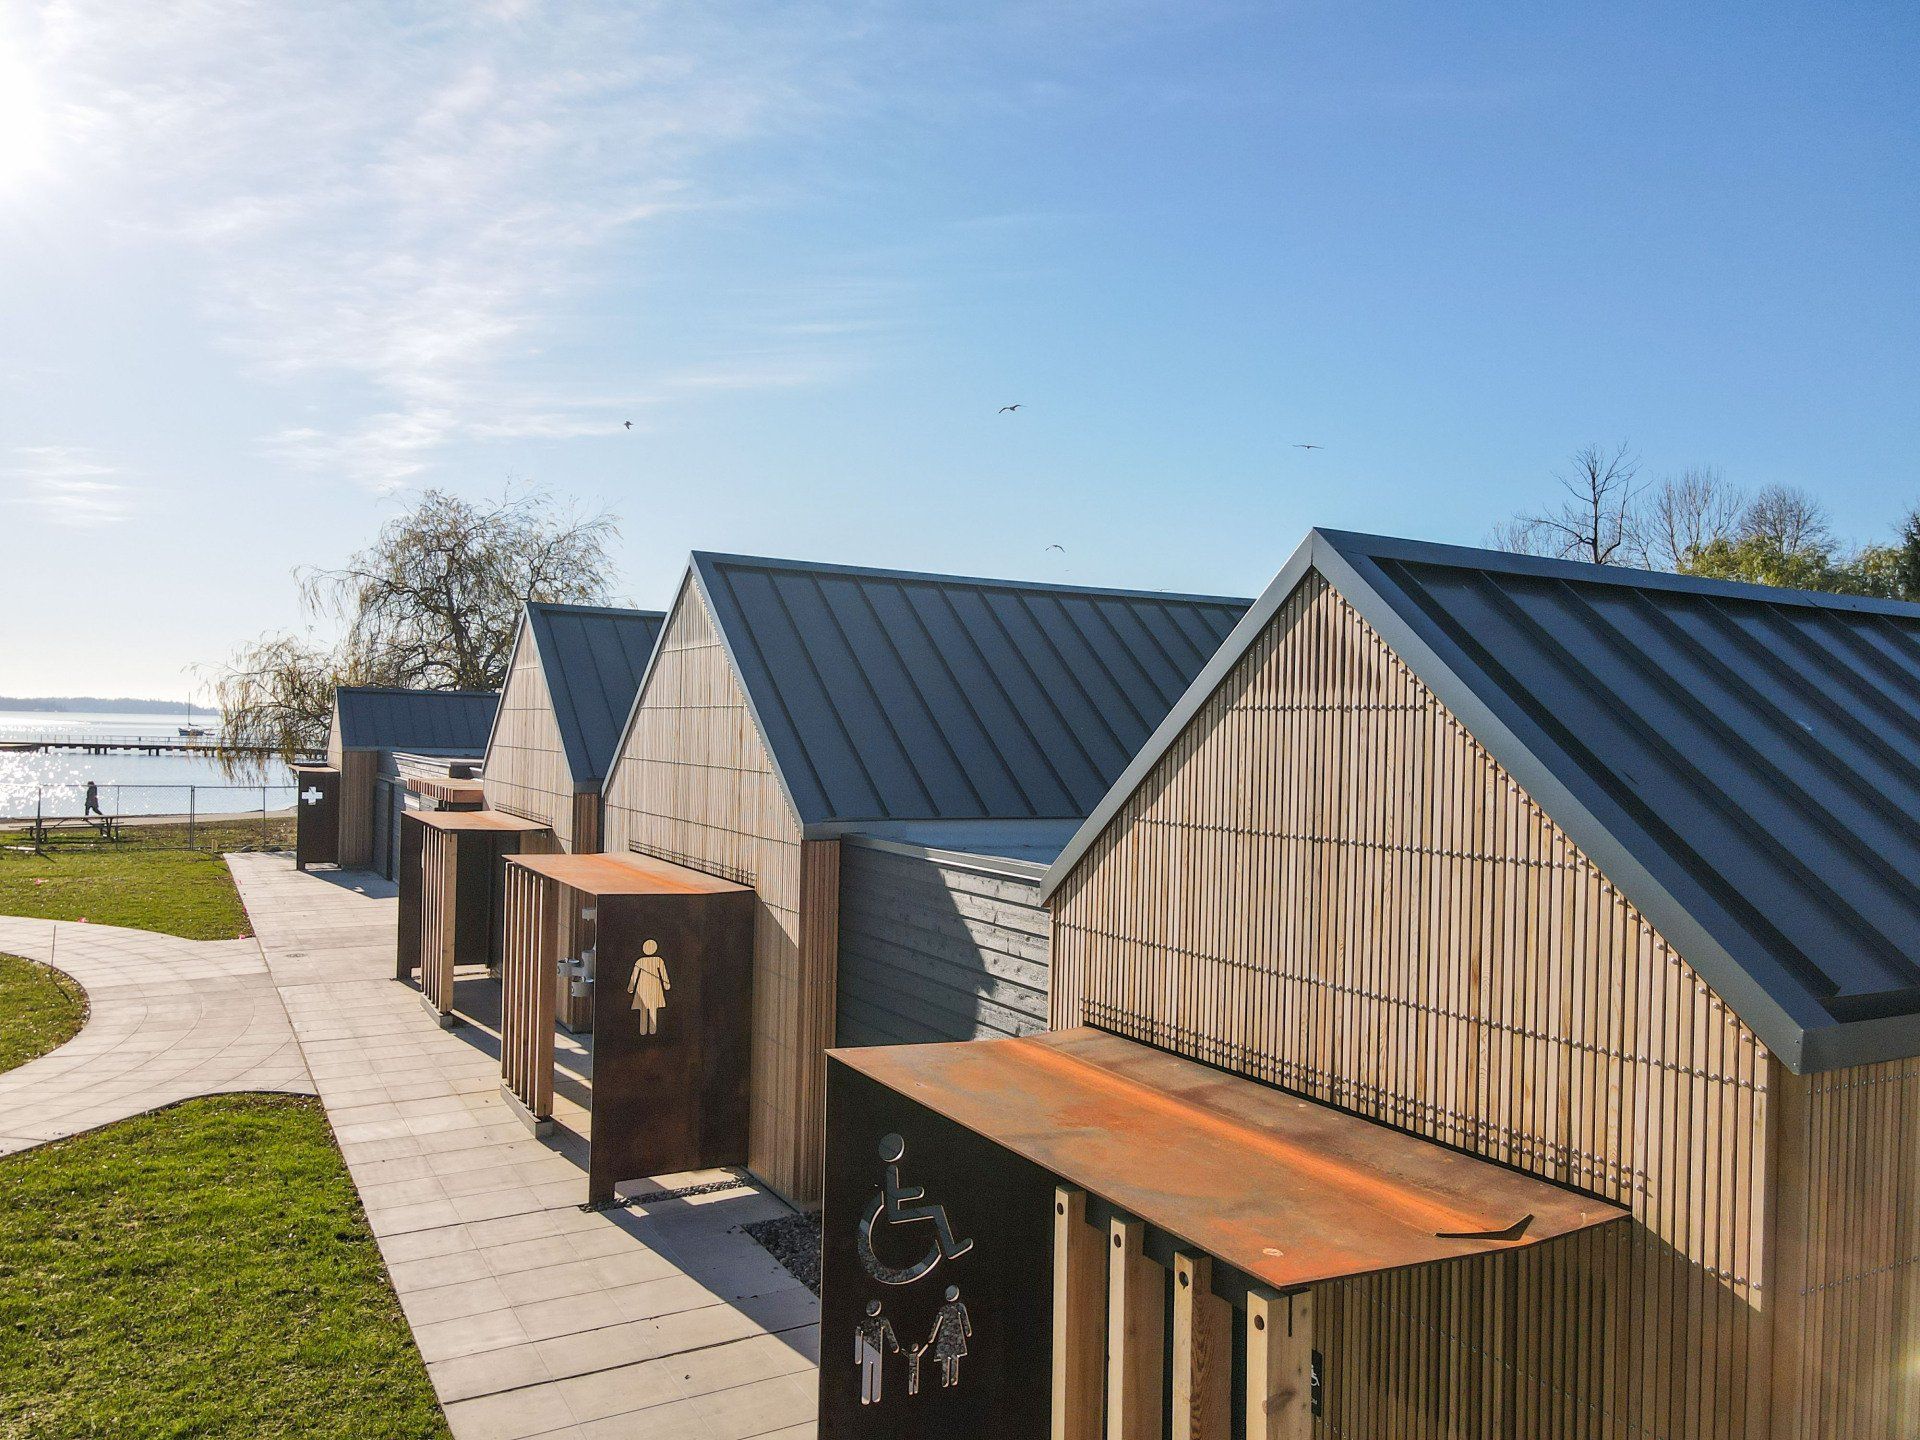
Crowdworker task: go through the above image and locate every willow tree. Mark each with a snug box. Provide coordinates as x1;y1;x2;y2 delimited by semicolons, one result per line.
213;488;619;766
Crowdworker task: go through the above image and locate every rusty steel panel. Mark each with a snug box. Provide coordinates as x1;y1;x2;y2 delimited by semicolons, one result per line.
820;1059;1055;1440
833;1028;1627;1294
586;881;756;1203
293;765;340;870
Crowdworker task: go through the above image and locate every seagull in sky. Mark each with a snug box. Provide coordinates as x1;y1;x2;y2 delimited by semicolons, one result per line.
1293;442;1322;449
1045;543;1065;554
624;420;633;429
998;404;1022;414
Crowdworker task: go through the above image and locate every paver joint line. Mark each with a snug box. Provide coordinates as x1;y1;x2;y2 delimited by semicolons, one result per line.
224;853;820;1440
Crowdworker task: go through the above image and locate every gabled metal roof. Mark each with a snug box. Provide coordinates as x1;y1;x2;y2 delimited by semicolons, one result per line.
1042;528;1920;1073
332;686;498;755
523;602;666;788
688;552;1252;828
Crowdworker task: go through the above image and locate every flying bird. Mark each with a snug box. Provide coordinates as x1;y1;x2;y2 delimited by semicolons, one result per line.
1045;543;1065;554
624;421;633;429
998;404;1022;414
1293;443;1322;450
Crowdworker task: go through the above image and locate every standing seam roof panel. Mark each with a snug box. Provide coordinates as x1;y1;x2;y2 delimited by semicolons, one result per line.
690;554;1252;827
334;688;499;753
526;604;667;787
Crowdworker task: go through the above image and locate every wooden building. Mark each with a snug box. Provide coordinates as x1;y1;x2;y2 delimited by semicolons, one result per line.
296;686;497;874
481;601;666;851
398;602;663;1026
600;553;1250;1203
825;529;1920;1439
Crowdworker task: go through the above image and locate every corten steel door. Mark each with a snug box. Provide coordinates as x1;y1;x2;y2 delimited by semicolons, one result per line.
293;767;340;870
396;811;425;981
819;1059;1054;1440
587;885;755;1204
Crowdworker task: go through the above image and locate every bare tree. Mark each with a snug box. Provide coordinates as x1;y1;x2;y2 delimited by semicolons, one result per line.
209;487;620;770
1494;442;1641;565
300;487;619;691
207;634;352;766
1634;466;1744;570
1738;484;1830;557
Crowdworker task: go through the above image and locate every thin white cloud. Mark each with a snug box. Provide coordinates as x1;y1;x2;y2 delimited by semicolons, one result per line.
3;446;133;527
19;1;881;490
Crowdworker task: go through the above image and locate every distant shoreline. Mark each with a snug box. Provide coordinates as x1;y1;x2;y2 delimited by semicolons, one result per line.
0;698;198;714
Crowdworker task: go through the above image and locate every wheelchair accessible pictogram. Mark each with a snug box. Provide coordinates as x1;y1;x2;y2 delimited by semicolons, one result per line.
857;1132;973;1285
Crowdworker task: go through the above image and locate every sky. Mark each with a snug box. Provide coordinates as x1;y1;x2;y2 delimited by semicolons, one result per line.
0;1;1914;699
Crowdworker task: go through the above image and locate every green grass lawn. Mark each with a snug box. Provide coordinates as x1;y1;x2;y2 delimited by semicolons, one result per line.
0;953;87;1074
0;819;284;940
0;1094;449;1440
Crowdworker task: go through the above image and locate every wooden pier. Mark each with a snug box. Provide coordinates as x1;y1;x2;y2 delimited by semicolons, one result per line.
0;734;292;759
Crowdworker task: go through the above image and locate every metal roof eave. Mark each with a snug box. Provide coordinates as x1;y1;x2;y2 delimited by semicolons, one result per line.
1037;534;1322;902
476;608;532;779
1039;528;1920;1074
598;562;812;834
1307;533;1842;1075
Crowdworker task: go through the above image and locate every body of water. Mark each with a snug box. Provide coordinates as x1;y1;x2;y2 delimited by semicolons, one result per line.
0;711;295;819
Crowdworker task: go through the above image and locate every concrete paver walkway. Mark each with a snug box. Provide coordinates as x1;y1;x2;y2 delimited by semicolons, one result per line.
227;853;819;1440
0;914;312;1155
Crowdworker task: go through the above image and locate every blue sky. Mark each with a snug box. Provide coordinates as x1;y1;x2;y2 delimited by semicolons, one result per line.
1;1;1914;697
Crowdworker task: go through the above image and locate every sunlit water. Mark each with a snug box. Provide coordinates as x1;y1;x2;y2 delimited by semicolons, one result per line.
0;711;295;819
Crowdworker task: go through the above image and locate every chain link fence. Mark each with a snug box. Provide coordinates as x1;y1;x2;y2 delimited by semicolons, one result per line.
2;784;297;853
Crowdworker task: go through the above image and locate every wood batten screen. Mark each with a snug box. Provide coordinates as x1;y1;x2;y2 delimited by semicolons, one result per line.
833;1029;1626;1440
499;850;756;1203
401;809;554;1021
501;860;559;1126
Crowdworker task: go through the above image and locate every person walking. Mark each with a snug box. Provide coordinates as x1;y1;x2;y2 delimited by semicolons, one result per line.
83;781;104;820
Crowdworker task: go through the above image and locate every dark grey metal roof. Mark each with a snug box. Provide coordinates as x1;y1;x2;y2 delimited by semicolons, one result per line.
1043;528;1920;1073
689;552;1252;828
838;818;1082;875
333;687;498;754
525;602;666;788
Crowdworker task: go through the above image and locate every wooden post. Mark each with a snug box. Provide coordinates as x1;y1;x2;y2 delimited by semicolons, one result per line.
1246;1287;1313;1440
1053;1187;1105;1440
1173;1252;1231;1440
1107;1214;1165;1440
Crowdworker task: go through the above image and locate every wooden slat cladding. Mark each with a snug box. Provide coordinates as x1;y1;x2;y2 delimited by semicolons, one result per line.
485;632;578;848
420;825;457;1015
338;749;378;869
602;580;831;1204
1050;573;1776;1440
500;862;559;1120
1770;1062;1920;1438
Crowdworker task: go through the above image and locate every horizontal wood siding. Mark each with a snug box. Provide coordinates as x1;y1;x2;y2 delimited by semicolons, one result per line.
836;841;1049;1046
484;628;579;850
1050;572;1776;1440
602;579;824;1203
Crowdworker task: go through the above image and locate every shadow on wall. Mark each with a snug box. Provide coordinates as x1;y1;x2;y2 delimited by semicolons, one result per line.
833;844;1052;1049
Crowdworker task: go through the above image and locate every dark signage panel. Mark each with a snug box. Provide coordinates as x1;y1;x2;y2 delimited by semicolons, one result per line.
820;1060;1055;1440
587;885;754;1203
294;767;340;870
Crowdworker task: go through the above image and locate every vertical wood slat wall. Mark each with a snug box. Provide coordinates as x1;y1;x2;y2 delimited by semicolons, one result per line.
1769;1062;1920;1438
419;825;457;1015
337;749;379;869
601;579;833;1204
1049;573;1779;1440
485;629;580;850
500;863;558;1120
